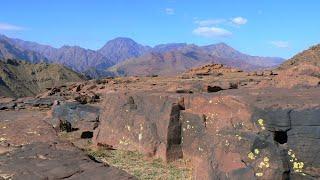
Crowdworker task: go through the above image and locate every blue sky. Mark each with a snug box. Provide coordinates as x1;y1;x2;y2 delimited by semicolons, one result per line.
0;0;319;58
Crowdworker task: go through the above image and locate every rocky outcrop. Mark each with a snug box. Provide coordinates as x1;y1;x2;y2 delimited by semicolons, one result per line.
93;92;186;161
93;88;320;179
180;88;320;179
182;64;242;78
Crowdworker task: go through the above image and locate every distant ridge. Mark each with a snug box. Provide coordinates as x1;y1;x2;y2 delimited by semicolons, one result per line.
107;43;284;76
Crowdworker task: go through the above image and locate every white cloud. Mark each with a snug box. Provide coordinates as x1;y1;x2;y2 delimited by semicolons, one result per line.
270;41;290;48
193;26;232;38
0;23;25;31
192;16;247;38
231;17;248;25
195;17;248;27
165;8;175;15
194;19;226;26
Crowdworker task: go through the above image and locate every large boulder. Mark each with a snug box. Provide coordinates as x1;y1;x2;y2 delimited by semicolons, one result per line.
50;102;100;137
93;91;185;162
180;88;320;179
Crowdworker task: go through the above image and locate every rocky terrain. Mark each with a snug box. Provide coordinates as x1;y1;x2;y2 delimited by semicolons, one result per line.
0;34;284;77
0;44;319;179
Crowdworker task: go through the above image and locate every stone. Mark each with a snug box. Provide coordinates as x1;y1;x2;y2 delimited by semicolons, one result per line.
0;102;16;110
50;102;100;137
93;92;186;161
58;119;72;132
74;92;99;104
207;85;224;92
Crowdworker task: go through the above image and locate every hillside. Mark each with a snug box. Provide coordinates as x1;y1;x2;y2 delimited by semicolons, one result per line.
256;44;320;88
280;44;320;69
0;59;85;97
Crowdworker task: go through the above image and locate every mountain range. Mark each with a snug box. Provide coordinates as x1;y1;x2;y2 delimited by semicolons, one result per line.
0;34;284;77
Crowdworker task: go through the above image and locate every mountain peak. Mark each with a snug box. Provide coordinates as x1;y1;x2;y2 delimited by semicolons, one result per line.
203;42;235;51
110;37;137;42
214;42;233;48
98;37;150;64
0;34;9;39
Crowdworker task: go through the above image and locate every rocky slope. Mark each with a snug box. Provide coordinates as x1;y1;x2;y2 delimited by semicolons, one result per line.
0;59;85;97
280;44;320;69
258;44;320;88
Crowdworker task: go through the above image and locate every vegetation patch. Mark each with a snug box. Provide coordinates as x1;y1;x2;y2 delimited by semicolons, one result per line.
86;147;192;180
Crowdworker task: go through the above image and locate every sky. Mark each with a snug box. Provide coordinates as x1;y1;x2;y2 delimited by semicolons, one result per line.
0;0;319;59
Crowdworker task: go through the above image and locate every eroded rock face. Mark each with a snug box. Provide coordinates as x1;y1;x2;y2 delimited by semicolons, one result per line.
93;88;320;179
93;92;189;161
181;89;320;179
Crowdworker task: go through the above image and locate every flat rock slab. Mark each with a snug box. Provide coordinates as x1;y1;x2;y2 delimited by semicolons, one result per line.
0;110;57;146
0;142;136;180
